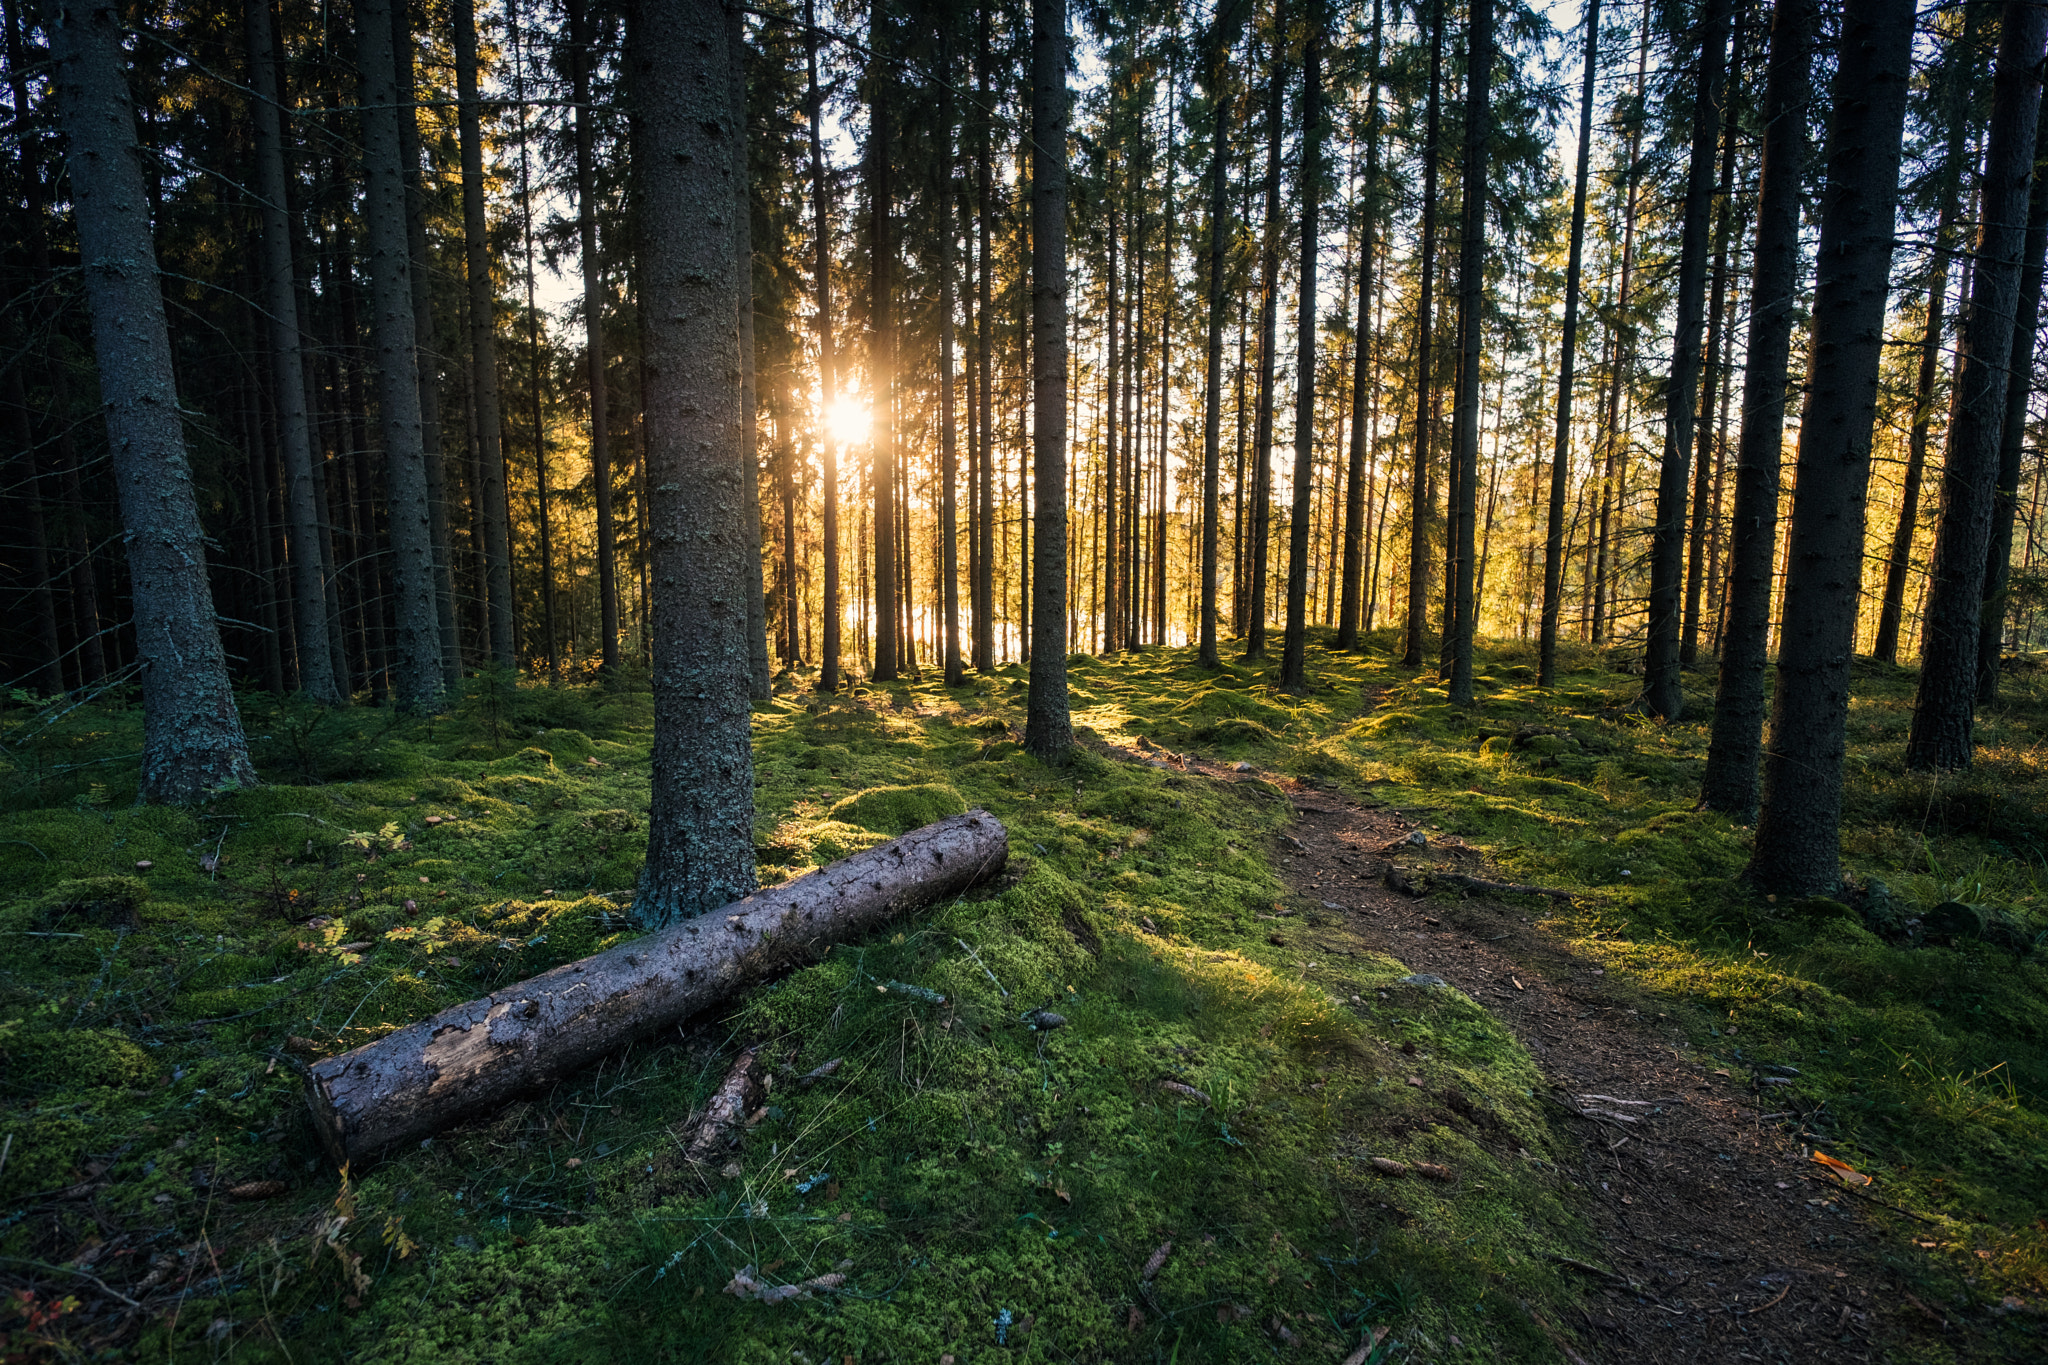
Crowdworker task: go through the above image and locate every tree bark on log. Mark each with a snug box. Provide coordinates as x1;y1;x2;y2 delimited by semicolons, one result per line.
305;811;1008;1164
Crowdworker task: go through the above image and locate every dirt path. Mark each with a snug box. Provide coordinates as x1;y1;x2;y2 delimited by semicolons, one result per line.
1231;771;1948;1364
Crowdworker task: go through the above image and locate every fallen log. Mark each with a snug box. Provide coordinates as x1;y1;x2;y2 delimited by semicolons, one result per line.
304;809;1008;1164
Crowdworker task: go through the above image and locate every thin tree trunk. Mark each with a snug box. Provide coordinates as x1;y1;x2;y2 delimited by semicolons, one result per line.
1336;0;1384;653
632;0;757;924
1402;0;1444;668
455;0;515;669
567;0;618;676
1642;0;1731;719
4;369;66;695
1022;0;1072;760
1446;0;1493;706
730;7;771;699
392;0;459;689
940;63;964;687
806;0;840;693
1247;12;1287;661
1683;8;1744;666
1539;0;1599;687
247;0;338;704
49;0;258;800
1199;1;1250;668
869;4;898;684
1874;10;1983;664
1746;0;1916;890
1280;0;1325;692
1699;0;1812;818
974;7;996;673
356;0;442;711
1907;0;2048;769
1976;96;2048;703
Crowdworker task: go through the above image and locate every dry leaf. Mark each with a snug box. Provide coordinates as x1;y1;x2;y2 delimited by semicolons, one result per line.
1812;1150;1872;1187
1340;1326;1391;1365
1413;1162;1453;1181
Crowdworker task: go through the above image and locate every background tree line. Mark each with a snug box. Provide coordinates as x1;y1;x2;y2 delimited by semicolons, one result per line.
4;0;2046;899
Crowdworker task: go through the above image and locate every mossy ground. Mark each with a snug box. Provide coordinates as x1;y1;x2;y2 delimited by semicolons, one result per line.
1;633;2043;1361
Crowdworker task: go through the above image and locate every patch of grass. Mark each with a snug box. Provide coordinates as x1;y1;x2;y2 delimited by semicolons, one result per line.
11;627;2044;1359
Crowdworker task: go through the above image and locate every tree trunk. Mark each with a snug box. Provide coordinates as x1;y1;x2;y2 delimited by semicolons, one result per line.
1746;0;1917;892
568;0;619;677
307;811;1010;1164
1280;0;1325;693
1402;0;1444;669
246;0;338;704
354;0;444;711
1976;95;2048;703
1336;0;1384;654
1445;0;1493;707
941;55;964;689
806;0;840;693
1683;10;1744;666
1023;0;1072;760
49;0;258;801
730;6;772;700
1642;0;1732;720
1244;13;1286;661
1874;7;1983;665
1700;0;1812;819
973;7;996;674
1539;0;1599;688
868;6;898;685
632;0;758;925
455;0;516;670
1199;1;1251;669
391;0;459;691
1907;0;2048;769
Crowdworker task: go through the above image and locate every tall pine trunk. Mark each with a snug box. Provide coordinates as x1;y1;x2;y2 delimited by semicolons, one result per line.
940;56;964;688
730;7;771;699
1700;0;1812;819
1245;11;1286;661
1746;0;1916;891
1642;0;1731;719
1022;0;1072;761
1976;96;2048;703
569;0;619;676
1279;0;1325;693
1402;0;1444;669
632;0;757;924
1446;0;1493;706
49;0;258;800
1906;1;2048;769
1336;0;1384;653
1539;0;1599;687
974;8;996;673
247;0;338;704
868;4;898;684
1682;11;1744;666
806;0;841;693
455;0;516;669
355;0;442;711
1199;0;1250;669
1874;7;1983;665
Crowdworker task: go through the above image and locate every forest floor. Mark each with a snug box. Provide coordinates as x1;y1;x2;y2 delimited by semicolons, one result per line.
0;630;2044;1364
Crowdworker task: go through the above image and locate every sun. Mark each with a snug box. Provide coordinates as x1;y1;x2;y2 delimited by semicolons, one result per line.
826;396;871;447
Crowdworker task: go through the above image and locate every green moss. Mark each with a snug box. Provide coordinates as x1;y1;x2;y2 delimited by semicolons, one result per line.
825;782;969;834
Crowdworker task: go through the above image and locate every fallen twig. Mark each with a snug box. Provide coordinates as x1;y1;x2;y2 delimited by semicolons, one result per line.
1799;1173;1940;1225
0;1254;145;1310
1432;872;1575;900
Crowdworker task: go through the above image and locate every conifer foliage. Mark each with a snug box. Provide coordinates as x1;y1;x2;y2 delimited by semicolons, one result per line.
5;0;2048;885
